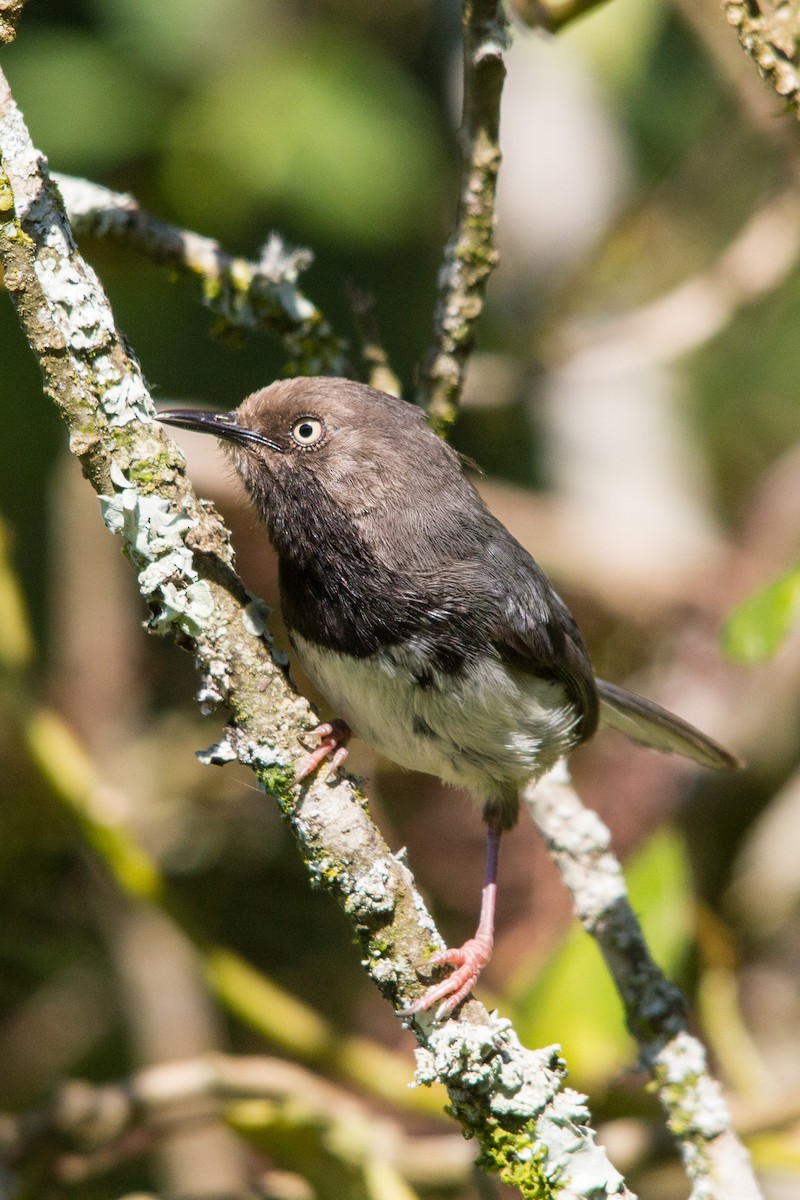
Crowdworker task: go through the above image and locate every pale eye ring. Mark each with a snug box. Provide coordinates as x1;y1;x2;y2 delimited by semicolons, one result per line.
290;416;325;447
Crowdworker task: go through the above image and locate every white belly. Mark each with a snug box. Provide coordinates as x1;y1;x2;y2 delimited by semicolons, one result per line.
291;632;579;803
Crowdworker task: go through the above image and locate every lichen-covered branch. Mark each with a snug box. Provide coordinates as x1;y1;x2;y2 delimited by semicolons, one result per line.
723;1;800;108
523;764;762;1200
54;173;348;375
0;0;29;43
417;0;509;433
0;69;630;1199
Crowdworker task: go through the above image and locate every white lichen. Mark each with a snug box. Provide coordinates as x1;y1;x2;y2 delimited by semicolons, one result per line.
98;368;152;426
99;469;212;635
344;858;395;918
197;659;232;711
196;735;238;766
535;1091;626;1196
369;956;401;986
250;742;287;768
33;239;114;352
657;1031;731;1140
242;598;270;637
153;580;214;634
415;1014;558;1112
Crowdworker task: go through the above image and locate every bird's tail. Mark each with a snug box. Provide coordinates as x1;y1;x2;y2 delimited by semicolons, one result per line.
596;678;742;771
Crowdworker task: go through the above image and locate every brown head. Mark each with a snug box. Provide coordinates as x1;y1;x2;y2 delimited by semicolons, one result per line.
158;377;472;562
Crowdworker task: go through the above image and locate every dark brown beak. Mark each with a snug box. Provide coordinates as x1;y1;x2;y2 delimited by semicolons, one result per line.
158;408;283;453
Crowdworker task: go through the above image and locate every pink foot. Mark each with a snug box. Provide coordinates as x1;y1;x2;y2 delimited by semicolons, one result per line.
295;719;351;782
404;933;493;1020
403;825;501;1022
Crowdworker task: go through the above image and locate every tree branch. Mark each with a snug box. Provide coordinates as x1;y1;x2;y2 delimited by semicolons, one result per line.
0;68;630;1200
524;765;762;1200
723;0;800;109
417;0;509;432
54;173;348;374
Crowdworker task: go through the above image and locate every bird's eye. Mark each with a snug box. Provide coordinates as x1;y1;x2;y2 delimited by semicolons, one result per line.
290;416;325;447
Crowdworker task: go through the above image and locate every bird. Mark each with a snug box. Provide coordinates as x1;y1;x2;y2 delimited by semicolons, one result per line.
158;377;739;1019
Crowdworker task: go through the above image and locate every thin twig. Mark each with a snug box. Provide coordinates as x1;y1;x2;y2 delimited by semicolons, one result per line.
417;0;509;433
524;764;762;1200
345;282;402;396
0;68;631;1199
55;173;348;376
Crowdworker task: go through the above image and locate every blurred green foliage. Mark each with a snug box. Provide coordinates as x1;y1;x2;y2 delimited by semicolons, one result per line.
162;28;447;246
724;568;800;664
4;29;166;172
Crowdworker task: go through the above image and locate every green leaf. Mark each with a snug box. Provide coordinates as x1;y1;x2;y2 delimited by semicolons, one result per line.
723;567;800;664
511;829;692;1090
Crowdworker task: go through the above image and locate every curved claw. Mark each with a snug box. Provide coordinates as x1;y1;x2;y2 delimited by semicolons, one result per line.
295;719;351;782
403;935;492;1020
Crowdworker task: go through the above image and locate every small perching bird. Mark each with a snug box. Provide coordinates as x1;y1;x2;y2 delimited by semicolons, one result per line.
159;378;739;1018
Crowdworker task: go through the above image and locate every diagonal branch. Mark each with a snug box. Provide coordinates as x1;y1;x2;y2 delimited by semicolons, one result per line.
0;68;630;1200
54;173;348;375
524;766;762;1200
417;0;509;432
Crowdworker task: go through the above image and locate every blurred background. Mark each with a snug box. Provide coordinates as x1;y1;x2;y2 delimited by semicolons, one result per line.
2;0;800;1197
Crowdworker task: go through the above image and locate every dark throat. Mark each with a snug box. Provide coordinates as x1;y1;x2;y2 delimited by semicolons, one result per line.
259;469;427;659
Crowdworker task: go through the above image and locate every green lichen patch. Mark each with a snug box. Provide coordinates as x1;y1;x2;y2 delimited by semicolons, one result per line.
258;764;299;816
477;1123;550;1199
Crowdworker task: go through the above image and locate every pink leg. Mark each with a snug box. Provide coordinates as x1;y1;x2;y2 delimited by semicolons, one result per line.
295;719;351;782
404;823;501;1020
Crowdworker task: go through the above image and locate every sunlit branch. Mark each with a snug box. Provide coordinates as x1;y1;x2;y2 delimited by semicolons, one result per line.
525;765;762;1200
417;0;509;433
55;173;347;376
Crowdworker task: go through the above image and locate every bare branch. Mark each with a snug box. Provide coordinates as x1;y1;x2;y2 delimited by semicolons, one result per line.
417;0;509;433
0;68;631;1199
55;173;348;375
524;765;762;1200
